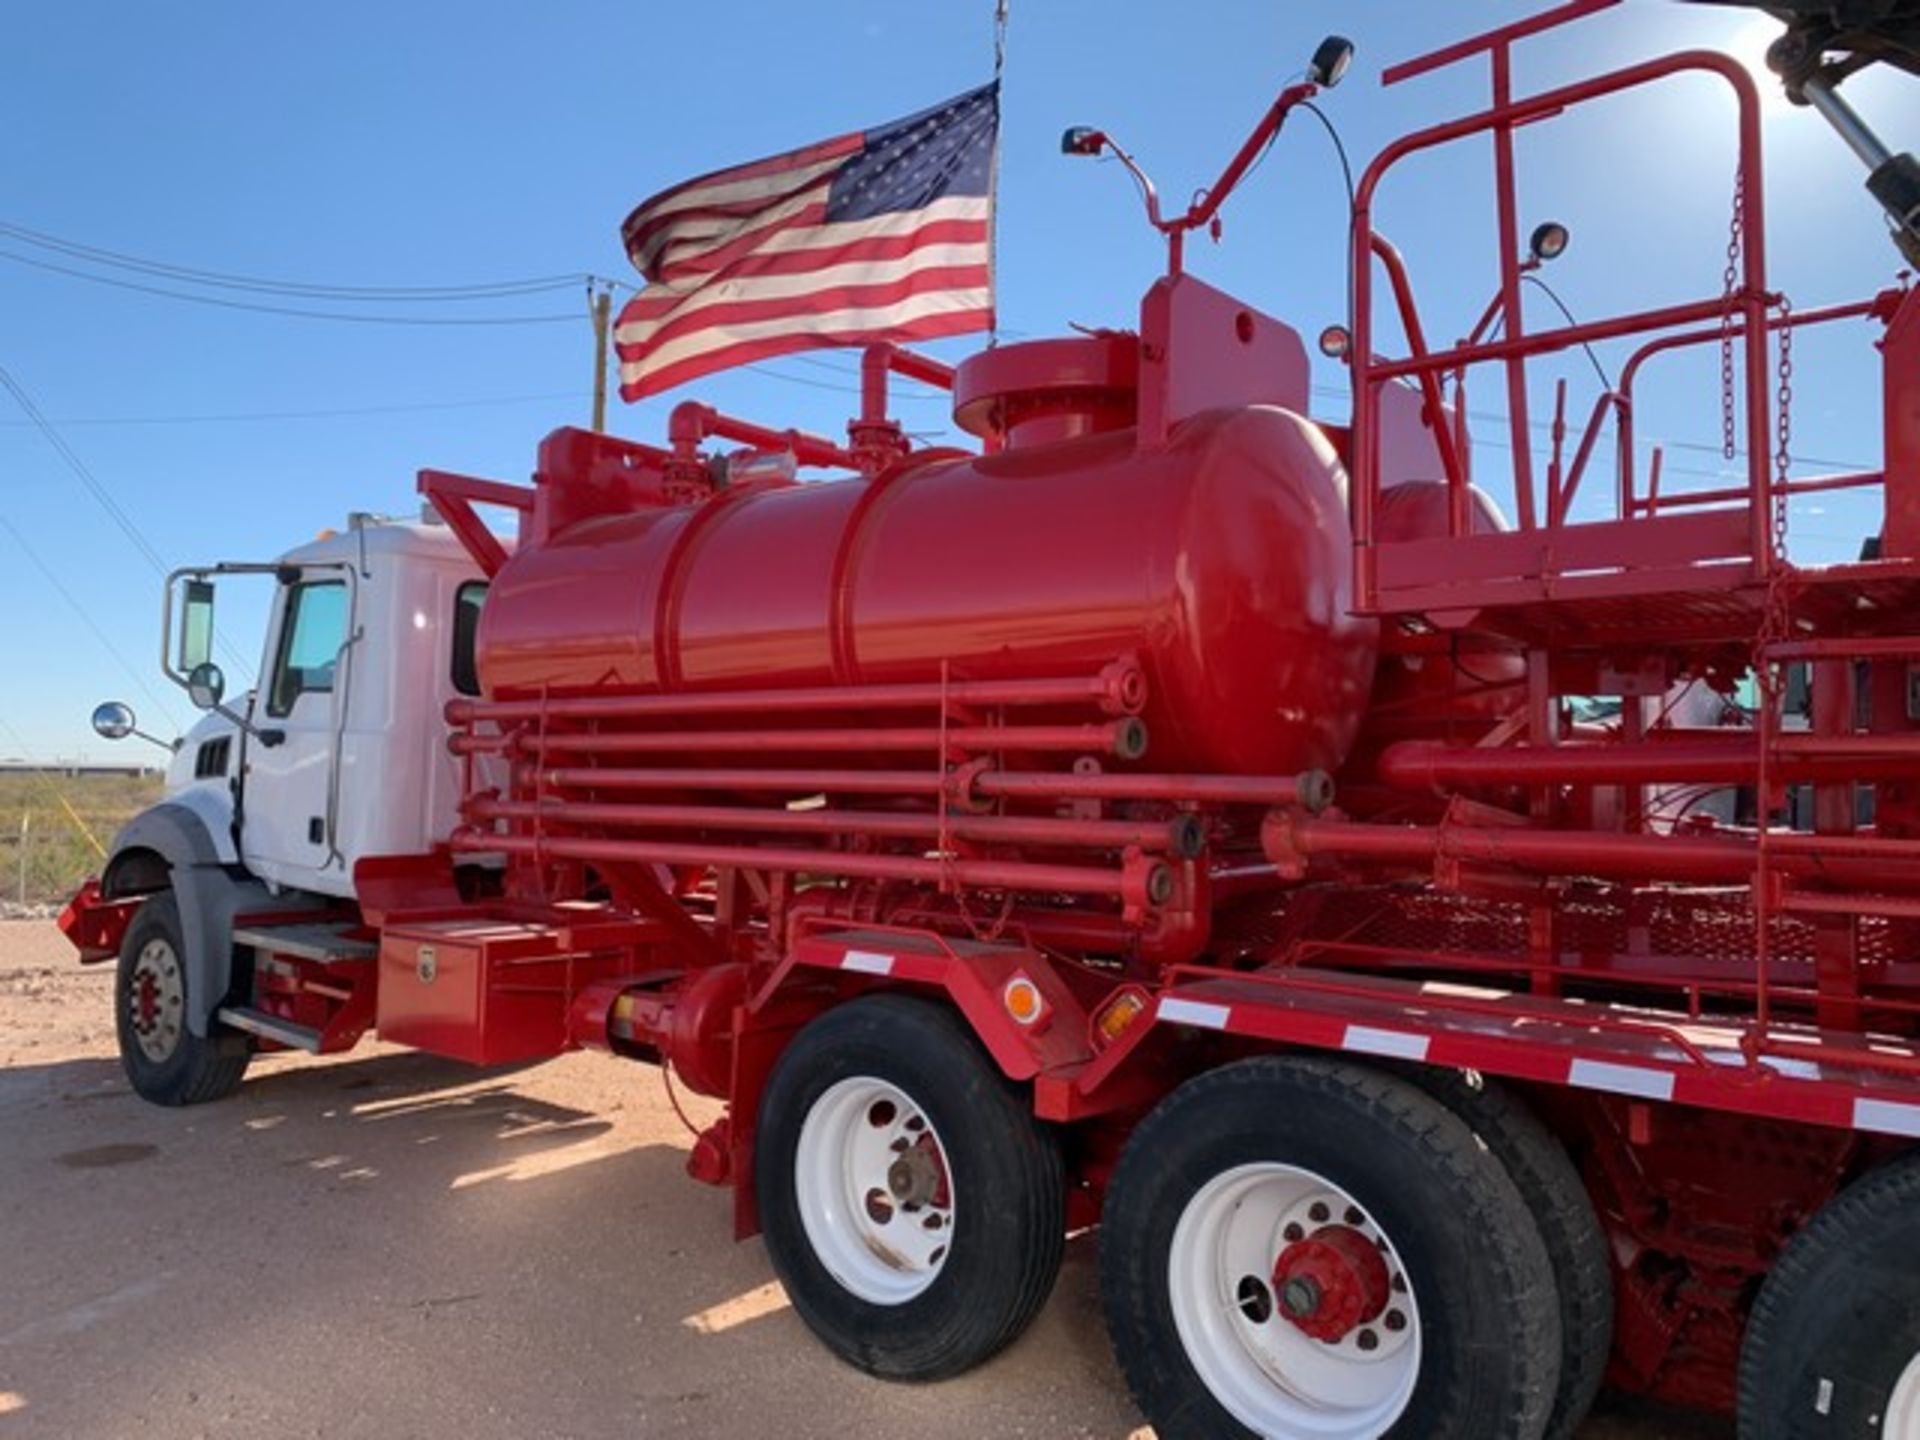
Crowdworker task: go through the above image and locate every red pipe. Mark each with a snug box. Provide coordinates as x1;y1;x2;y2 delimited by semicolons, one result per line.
669;401;857;472
1370;234;1470;509
1784;892;1920;919
1773;733;1920;759
468;798;1205;857
446;661;1147;726
461;719;1149;761
859;343;956;420
450;828;1168;906
975;769;1333;812
1766;636;1920;661
541;764;1331;813
1264;813;1920;890
1379;736;1920;787
544;765;970;797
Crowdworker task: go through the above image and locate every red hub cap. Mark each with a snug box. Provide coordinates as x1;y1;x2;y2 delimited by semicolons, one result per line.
135;971;160;1031
1271;1224;1392;1343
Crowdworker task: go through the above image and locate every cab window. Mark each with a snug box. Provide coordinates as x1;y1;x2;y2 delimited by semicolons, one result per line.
451;581;486;697
267;581;348;717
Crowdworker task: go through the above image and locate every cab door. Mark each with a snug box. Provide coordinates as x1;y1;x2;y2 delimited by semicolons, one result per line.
240;576;353;892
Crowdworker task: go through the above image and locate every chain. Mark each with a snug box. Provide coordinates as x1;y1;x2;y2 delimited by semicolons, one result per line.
1719;171;1744;462
1755;294;1796;662
1772;295;1793;563
1749;293;1795;1043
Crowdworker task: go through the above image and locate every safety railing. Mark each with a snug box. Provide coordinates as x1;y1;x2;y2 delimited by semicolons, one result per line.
1348;1;1778;614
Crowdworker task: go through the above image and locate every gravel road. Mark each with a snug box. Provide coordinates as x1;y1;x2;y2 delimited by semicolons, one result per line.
0;920;1731;1439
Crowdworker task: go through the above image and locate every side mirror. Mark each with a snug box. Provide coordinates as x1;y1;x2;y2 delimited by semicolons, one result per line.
186;662;226;711
1307;36;1355;90
91;701;136;741
1318;324;1352;361
179;578;215;673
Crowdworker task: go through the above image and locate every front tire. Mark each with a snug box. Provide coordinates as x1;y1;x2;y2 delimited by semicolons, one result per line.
115;891;249;1106
754;995;1065;1380
1101;1056;1562;1440
1738;1150;1920;1439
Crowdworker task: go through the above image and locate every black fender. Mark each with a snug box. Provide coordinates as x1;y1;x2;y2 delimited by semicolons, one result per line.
103;804;273;1039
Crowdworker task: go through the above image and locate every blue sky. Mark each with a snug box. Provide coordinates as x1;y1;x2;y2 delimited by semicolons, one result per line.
1;0;1908;761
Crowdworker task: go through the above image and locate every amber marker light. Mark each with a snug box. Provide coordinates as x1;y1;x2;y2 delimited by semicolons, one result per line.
1094;988;1150;1047
1003;974;1048;1027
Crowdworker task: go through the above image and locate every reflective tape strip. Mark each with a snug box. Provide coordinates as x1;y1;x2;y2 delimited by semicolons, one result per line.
1342;1025;1431;1062
840;950;895;976
1157;997;1232;1031
1568;1058;1676;1102
1854;1097;1920;1138
1703;1049;1825;1082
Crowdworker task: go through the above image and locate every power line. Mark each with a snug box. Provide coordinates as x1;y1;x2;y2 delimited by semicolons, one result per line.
0;391;589;428
0;217;589;301
0;356;252;677
742;361;945;399
0;249;583;326
0;361;171;575
0;513;184;729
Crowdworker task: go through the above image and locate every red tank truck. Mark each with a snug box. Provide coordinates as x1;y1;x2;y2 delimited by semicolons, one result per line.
62;3;1920;1435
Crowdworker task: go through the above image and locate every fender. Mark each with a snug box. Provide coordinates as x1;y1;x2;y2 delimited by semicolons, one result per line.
104;802;270;1039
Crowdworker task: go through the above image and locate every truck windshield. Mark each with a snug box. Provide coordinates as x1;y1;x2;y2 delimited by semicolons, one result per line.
267;580;348;716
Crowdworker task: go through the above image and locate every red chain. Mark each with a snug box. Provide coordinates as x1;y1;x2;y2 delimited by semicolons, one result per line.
1750;295;1795;1039
1719;172;1744;463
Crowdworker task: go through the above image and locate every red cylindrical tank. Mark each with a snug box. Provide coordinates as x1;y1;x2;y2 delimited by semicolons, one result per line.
479;340;1378;778
1362;480;1524;725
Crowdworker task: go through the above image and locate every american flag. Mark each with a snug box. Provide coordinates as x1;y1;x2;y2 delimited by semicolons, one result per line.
614;83;998;401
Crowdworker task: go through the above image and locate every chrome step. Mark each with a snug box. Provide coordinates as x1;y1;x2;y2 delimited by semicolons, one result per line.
232;923;376;964
216;1006;322;1053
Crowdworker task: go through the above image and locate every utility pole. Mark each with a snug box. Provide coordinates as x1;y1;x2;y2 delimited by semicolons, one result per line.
17;810;29;905
590;285;613;433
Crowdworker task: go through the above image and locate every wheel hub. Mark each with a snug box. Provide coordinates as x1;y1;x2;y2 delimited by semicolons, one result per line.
127;939;185;1064
1272;1224;1392;1344
793;1076;957;1305
887;1145;942;1208
1169;1163;1422;1439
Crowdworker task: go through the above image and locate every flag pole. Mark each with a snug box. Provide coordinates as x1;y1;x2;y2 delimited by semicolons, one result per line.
988;0;1008;347
590;283;613;432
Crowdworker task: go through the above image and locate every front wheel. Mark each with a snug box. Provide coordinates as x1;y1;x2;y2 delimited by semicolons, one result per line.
754;995;1065;1380
1738;1150;1920;1439
1101;1056;1562;1440
115;891;249;1106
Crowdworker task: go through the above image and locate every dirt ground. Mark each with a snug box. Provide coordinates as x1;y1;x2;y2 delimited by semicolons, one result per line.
0;920;1731;1439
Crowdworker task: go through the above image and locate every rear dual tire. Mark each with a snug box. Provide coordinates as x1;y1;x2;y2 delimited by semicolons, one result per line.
754;995;1066;1380
1406;1069;1613;1440
1101;1057;1563;1440
1739;1150;1920;1439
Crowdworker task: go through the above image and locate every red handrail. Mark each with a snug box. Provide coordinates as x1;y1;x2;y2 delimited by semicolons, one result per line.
1349;49;1771;610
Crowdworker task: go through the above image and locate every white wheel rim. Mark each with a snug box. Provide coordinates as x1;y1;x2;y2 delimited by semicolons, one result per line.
793;1075;955;1306
1168;1162;1421;1440
128;938;185;1064
1886;1349;1920;1439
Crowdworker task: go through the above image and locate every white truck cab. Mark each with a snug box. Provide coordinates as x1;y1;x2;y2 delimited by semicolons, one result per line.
102;515;490;901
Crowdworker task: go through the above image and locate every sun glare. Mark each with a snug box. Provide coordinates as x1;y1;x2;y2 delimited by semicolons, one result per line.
1727;15;1796;113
